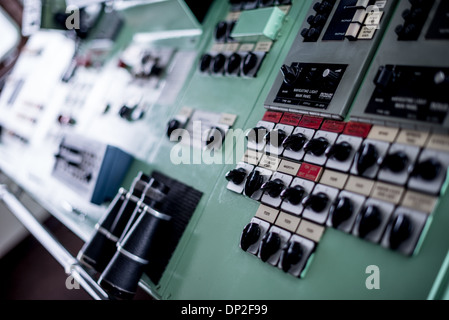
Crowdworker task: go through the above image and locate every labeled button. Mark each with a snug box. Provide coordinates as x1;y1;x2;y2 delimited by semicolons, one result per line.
255;204;280;224
278;160;301;176
371;182;405;205
401;191;436;214
275;212;301;233
319;170;348;189
296;220;325;243
367;125;400;142
395;129;429;147
345;175;375;196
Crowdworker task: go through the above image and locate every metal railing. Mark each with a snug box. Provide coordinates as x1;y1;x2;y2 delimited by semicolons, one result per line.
0;184;110;300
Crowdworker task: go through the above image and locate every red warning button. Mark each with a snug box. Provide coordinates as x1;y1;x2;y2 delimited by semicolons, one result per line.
262;111;283;123
297;163;323;182
321;120;346;133
343;122;372;138
280;112;302;126
298;116;323;129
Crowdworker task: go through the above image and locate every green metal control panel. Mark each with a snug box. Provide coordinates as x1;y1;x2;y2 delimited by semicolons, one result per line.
1;0;449;300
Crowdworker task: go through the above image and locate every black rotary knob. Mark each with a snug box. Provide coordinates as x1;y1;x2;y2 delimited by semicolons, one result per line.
307;14;327;27
214;21;228;41
329;197;353;228
356;143;379;175
301;27;321;41
322;69;340;87
225;167;247;185
246;126;268;144
326;141;352;162
242;52;258;76
244;170;264;197
260;179;285;198
412;158;442;181
280;64;300;85
282;133;307;152
264;129;287;148
357;205;382;239
212;53;226;74
303;137;329;157
199;54;212;72
240;223;261;252
205;126;224;148
166;119;180;138
388;214;412;250
313;1;333;14
281;241;303;273
280;185;306;205
381;151;409;173
259;232;281;262
226;53;242;74
303;192;329;213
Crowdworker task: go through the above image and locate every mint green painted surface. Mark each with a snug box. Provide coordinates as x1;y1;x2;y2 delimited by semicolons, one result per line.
101;0;449;299
231;6;286;41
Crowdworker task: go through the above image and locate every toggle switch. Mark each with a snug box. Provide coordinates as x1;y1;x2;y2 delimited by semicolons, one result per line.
329;197;353;228
283;133;308;152
303;137;330;157
280;185;306;206
259;232;281;262
357;205;382;239
388;214;412;250
261;178;285;198
302;192;329;213
225;167;248;185
280;241;303;273
240;222;261;252
326;141;352;162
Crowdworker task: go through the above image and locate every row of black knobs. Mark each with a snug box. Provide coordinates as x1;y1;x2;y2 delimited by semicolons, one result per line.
200;52;259;76
301;0;336;41
395;0;434;40
243;127;442;179
240;203;412;273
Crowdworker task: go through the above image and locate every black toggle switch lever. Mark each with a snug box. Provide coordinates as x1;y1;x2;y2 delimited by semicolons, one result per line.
259;232;281;262
357;205;381;238
329;197;353;228
356;143;379;175
280;64;300;85
280;185;306;205
302;192;329;213
225;167;247;185
244;170;264;197
326;141;352;162
240;222;261;252
388;214;412;250
282;133;307;152
303;137;329;157
260;179;285;198
281;241;303;273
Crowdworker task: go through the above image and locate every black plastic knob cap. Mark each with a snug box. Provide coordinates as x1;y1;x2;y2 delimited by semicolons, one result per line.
280;185;306;205
388;214;412;250
280;64;300;85
261;179;285;198
244;170;264;197
303;192;329;213
329;197;353;228
225;167;247;185
246;126;267;144
240;223;261;252
282;133;307;152
205;126;224;148
356;143;379;175
303;137;329;157
382;151;409;173
326;141;352;162
259;232;281;262
214;21;228;41
281;241;303;272
358;205;382;238
264;129;287;148
212;54;226;73
242;52;258;75
226;53;242;74
199;54;212;72
412;158;442;181
166;119;181;138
